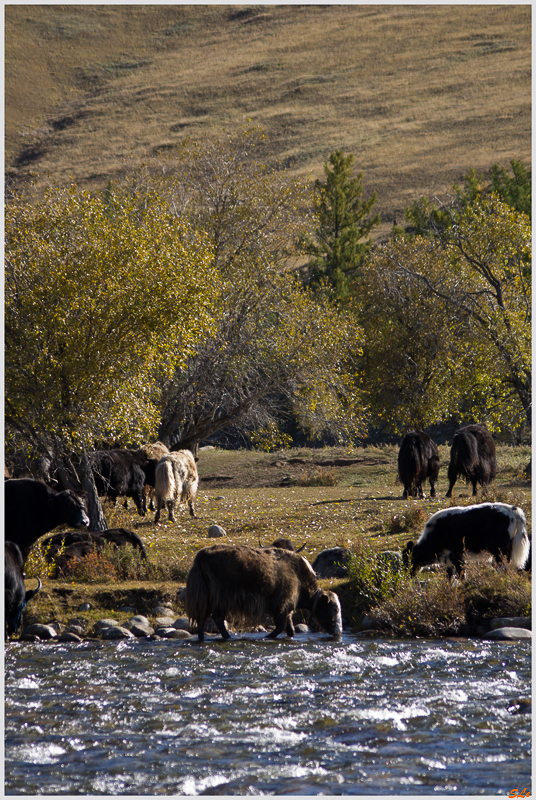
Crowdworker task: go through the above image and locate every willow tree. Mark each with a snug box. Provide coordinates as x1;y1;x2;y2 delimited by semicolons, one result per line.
5;185;217;526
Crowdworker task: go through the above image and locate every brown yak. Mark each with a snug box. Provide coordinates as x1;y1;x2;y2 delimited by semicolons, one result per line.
185;544;343;641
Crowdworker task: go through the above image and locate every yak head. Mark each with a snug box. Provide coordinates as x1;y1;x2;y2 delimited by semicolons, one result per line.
312;589;343;637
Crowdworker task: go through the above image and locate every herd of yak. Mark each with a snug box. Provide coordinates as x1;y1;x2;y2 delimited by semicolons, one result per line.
4;423;531;641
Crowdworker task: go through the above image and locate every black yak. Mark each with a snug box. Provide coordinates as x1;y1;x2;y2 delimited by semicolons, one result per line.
154;450;199;523
402;502;530;577
398;430;440;499
5;542;42;637
5;478;90;560
185;544;343;641
446;423;497;498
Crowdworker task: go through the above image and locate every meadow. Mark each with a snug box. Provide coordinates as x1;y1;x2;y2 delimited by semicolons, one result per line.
25;443;531;631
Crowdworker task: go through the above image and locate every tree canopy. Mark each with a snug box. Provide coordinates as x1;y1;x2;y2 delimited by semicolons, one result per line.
5;185;217;458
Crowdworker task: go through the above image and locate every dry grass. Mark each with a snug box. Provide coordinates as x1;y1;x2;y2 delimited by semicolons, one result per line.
23;443;531;629
5;5;531;240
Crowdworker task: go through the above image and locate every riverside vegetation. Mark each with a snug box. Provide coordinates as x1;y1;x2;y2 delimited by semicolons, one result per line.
21;443;531;639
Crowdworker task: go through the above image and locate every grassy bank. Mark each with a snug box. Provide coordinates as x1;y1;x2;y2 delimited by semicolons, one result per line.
21;444;531;637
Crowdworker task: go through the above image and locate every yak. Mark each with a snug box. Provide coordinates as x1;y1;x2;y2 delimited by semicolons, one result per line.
5;541;42;637
446;423;497;498
402;502;530;577
87;450;148;516
154;450;199;523
398;430;440;499
185;544;343;641
5;478;90;560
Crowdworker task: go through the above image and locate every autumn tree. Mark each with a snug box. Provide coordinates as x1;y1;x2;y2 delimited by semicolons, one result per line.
301;149;380;301
358;194;531;439
5;185;216;526
123;129;367;448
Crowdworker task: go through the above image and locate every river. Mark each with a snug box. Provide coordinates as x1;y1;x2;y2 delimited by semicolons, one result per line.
5;632;531;796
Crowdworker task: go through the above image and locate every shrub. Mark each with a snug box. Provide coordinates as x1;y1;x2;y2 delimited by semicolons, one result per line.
385;506;426;535
25;538;66;580
370;574;468;637
297;466;338;487
462;560;531;621
337;537;412;625
60;550;118;584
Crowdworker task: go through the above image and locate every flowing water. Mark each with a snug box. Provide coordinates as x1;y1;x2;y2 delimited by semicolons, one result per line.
5;633;531;796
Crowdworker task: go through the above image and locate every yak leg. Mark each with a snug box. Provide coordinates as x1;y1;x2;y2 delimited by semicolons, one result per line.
429;480;436;498
166;500;175;522
154;497;163;524
471;480;478;496
188;500;196;518
266;612;293;640
211;611;231;640
417;483;424;498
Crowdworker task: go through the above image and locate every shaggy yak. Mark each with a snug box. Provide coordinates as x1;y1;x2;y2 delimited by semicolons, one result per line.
398;430;440;499
5;541;42;638
402;502;530;577
446;423;497;498
154;450;199;523
185;544;343;641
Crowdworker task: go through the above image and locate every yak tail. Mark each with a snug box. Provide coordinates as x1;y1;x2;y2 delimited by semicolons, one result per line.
184;558;211;625
510;507;530;569
155;460;176;503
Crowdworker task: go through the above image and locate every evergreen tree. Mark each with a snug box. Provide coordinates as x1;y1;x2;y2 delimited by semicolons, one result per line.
302;150;380;301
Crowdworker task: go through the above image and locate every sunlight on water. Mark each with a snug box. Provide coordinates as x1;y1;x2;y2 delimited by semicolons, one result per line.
5;634;531;795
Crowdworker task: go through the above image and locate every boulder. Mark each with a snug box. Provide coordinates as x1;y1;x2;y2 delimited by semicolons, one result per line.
208;525;226;538
489;617;531;631
20;623;57;641
482;627;532;641
100;626;135;640
312;546;351;578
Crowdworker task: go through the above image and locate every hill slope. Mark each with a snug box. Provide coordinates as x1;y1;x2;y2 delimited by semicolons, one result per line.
5;5;531;238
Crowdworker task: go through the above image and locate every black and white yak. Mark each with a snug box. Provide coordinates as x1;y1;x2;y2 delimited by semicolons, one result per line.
398;430;440;499
446;423;497;498
402;503;530;577
185;544;343;641
154;450;199;523
5;541;42;638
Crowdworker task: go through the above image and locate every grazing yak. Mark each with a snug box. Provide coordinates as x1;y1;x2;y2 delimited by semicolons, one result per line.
88;450;148;516
5;542;42;637
134;442;170;511
446;423;497;498
154;450;199;523
39;529;147;577
402;503;530;577
185;544;343;641
398;430;440;499
5;479;90;560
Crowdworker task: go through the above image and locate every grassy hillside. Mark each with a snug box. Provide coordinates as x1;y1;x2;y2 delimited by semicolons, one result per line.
5;5;531;239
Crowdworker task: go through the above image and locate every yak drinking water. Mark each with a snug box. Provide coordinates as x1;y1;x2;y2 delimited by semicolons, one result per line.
185;544;343;641
403;502;530;577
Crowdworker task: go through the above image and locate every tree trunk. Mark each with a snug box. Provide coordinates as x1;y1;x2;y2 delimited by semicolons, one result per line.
79;453;108;532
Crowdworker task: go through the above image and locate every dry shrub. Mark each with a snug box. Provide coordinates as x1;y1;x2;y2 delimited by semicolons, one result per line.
297;467;338;487
61;550;118;584
462;560;531;621
25;538;66;580
386;507;426;535
371;574;467;637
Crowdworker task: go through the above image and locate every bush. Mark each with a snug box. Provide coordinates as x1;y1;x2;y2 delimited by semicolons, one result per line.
370;574;468;637
337;537;412;625
60;550;118;584
462;560;531;621
297;466;338;487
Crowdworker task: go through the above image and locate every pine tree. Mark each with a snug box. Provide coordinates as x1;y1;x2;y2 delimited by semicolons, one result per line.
303;150;380;301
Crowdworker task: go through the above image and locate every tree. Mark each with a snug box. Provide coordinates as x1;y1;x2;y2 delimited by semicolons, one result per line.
301;150;380;301
5;185;216;525
360;194;531;439
123;130;367;448
490;159;531;219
